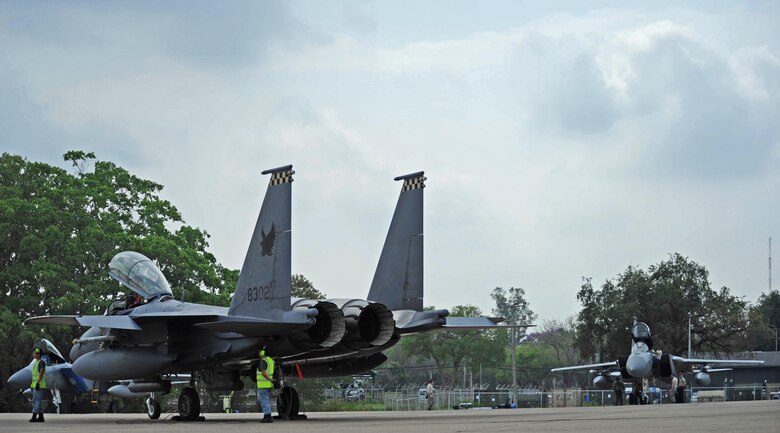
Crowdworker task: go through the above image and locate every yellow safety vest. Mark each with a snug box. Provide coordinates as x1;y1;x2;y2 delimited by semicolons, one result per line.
31;359;46;389
256;357;275;389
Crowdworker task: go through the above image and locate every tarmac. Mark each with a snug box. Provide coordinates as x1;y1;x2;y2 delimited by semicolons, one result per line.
0;400;777;433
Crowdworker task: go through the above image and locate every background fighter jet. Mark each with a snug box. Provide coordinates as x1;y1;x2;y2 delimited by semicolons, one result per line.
550;318;763;403
7;339;92;412
24;166;516;421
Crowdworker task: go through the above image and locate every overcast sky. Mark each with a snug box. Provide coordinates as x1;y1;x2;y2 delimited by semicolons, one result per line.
2;1;778;321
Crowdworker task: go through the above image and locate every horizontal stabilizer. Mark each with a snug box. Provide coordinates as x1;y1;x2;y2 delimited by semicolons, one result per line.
443;317;505;329
394;309;448;334
25;315;141;331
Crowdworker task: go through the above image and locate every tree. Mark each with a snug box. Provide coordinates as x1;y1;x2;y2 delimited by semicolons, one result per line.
490;287;536;342
0;151;238;411
291;274;326;299
741;290;780;351
756;290;780;328
399;305;506;387
490;287;537;395
529;317;582;387
574;253;750;361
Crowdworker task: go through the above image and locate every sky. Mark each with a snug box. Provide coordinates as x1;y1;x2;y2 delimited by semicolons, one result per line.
1;1;778;322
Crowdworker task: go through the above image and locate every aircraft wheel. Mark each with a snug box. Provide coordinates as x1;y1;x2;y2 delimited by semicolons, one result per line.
146;397;161;420
178;387;201;420
224;407;231;413
276;386;300;419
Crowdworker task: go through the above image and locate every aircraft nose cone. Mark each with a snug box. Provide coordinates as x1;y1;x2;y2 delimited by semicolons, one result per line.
626;353;652;378
8;368;31;389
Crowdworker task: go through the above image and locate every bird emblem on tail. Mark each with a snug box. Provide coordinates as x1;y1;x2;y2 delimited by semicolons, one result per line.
260;223;277;256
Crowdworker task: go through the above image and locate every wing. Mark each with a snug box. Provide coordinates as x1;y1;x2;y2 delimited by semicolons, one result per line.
194;315;312;336
672;356;764;368
26;310;315;336
25;315;142;331
551;361;619;373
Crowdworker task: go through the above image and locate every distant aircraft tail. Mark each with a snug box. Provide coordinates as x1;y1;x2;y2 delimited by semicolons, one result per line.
229;165;294;317
367;172;425;311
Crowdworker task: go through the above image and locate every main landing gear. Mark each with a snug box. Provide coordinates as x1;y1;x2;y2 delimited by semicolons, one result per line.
276;386;306;420
146;386;204;421
176;387;203;420
145;384;304;421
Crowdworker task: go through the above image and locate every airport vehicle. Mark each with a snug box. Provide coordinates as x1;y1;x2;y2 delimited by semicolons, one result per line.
24;166;516;420
550;318;763;403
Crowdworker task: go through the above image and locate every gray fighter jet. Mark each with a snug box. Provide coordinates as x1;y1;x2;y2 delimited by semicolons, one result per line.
550;318;763;403
24;165;513;420
7;339;93;412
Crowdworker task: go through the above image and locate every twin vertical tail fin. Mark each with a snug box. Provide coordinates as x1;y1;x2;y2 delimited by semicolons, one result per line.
228;165;294;317
367;172;425;311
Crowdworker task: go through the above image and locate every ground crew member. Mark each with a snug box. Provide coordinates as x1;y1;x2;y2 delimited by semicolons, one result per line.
613;376;625;405
30;347;46;423
426;380;436;410
670;374;678;403
257;347;275;423
676;373;686;403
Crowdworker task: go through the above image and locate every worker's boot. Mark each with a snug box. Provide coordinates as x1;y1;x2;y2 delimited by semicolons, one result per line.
39;413;44;423
29;413;37;422
260;415;273;423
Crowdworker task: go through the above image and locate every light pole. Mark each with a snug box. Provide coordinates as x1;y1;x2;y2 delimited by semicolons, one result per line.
510;302;520;407
688;312;692;359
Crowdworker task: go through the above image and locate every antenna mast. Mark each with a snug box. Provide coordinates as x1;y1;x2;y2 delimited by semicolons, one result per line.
770;237;773;291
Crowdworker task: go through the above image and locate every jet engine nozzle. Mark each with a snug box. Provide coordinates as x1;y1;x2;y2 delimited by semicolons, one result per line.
694;371;711;386
289;300;346;351
338;299;395;351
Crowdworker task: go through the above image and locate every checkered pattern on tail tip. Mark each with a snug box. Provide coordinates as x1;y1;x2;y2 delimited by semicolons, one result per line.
269;170;294;186
402;175;426;191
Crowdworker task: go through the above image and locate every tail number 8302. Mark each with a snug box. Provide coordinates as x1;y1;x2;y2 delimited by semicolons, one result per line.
247;285;271;302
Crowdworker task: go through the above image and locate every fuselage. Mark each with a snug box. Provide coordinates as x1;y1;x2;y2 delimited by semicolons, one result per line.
624;321;655;379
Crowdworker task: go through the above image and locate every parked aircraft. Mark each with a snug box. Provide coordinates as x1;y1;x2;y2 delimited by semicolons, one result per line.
24;166;516;420
550;318;763;403
7;339;92;412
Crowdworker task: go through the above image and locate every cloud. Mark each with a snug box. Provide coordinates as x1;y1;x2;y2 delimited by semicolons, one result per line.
1;2;777;320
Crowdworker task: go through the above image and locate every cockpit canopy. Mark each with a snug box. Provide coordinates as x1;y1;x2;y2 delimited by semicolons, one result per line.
632;322;651;339
36;338;67;364
109;251;172;300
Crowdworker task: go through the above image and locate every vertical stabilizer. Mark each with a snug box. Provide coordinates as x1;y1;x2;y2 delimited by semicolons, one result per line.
229;165;294;317
367;172;425;311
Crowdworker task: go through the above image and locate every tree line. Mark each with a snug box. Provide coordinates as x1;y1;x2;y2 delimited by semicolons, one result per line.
0;151;777;411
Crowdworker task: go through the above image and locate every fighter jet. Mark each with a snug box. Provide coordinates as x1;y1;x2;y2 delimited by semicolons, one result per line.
24;166;516;420
550;318;763;403
7;339;92;412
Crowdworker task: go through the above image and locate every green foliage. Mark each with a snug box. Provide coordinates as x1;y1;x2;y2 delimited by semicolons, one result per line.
316;400;385;411
400;305;506;387
739;290;780;351
756;290;780;328
291;274;326;299
574;253;750;361
0;151;238;411
490;287;537;343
